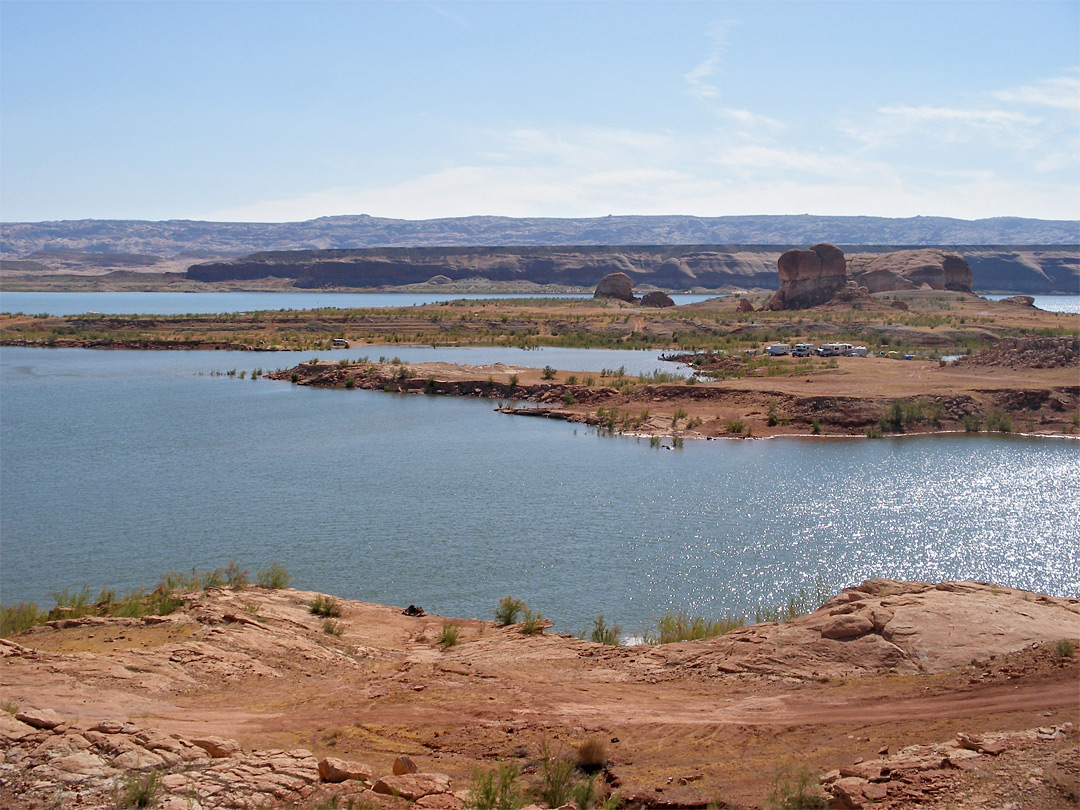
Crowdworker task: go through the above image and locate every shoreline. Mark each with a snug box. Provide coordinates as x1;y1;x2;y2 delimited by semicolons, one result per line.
269;357;1080;441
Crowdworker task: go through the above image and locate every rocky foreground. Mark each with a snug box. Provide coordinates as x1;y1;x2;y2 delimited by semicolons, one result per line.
1;580;1078;809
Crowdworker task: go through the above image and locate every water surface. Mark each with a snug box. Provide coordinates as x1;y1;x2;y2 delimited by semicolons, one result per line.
2;346;1076;635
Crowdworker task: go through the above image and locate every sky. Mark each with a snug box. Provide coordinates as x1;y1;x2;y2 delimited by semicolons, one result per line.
1;0;1078;223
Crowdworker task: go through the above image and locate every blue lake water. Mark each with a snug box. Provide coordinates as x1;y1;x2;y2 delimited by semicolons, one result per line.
2;291;1079;316
2;346;1077;636
0;291;720;316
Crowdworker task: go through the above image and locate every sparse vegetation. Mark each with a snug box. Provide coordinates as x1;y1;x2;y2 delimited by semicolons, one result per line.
256;563;291;589
310;594;342;617
1056;639;1076;658
438;621;462;648
645;611;744;644
495;595;526;626
535;743;579;808
519;608;546;635
467;763;524;810
588;615;622;646
113;769;163;809
322;619;344;637
765;763;827;809
577;737;608;771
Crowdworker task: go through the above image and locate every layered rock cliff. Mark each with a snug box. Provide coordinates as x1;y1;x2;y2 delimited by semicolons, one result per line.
181;244;1076;294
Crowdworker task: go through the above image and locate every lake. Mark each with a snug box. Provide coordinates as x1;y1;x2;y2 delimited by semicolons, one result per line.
2;346;1076;636
0;291;719;316
2;291;1079;316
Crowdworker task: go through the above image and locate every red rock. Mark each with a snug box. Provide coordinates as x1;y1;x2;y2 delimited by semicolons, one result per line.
14;707;63;729
393;754;419;775
641;291;675;308
819;614;875;640
373;773;452;800
320;757;374;783
593;272;636;303
191;736;241;758
764;243;848;310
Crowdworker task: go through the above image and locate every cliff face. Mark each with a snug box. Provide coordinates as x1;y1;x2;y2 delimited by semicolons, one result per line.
183;244;1078;294
186;245;784;290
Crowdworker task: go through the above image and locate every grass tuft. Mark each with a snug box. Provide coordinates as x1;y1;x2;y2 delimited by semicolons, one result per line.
437;621;462;648
494;595;526;626
310;594;342;617
588;615;622;646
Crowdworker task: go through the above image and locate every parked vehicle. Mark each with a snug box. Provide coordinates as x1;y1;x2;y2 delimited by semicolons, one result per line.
766;343;791;356
851;346;869;357
792;343;815;357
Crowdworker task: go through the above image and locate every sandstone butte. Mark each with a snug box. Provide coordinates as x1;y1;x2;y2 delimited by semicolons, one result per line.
1;579;1078;810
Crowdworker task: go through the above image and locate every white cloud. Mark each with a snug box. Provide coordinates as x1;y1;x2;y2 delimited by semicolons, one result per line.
684;21;736;102
995;74;1080;111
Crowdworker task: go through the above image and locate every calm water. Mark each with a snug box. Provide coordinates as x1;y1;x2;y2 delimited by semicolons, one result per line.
1;346;1077;635
0;291;719;316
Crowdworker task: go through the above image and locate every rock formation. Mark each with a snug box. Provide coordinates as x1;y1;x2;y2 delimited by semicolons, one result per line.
999;294;1036;307
640;290;675;307
847;249;973;293
593;272;636;302
763;243;849;310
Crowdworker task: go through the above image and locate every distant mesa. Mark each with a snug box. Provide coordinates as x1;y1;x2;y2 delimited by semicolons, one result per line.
593;271;636;302
640;290;675;308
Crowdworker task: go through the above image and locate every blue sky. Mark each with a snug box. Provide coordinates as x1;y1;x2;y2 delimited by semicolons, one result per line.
2;1;1078;222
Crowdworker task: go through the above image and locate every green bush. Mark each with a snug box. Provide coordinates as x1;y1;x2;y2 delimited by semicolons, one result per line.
310;595;342;617
256;563;291;589
519;608;545;635
588;615;622;646
494;595;526;626
726;419;745;435
645;611;743;644
437;621;462;648
535;743;578;808
323;619;344;637
1056;639;1076;658
766;763;827;809
467;763;524;810
114;769;163;809
542;365;557;380
1;602;46;637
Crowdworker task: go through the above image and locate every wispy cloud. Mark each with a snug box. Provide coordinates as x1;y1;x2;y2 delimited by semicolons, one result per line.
995;73;1080;111
684;21;736;102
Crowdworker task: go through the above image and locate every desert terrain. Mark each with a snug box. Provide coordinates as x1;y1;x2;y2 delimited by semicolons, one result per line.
2;579;1078;810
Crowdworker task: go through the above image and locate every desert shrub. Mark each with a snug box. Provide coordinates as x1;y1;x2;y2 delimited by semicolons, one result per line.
811;418;821;435
1;602;46;637
438;621;462;648
467;762;524;810
256;563;291;589
535;743;578;808
542;365;557;380
726;419;745;435
114;769;162;809
865;427;883;439
562;392;577;406
573;777;597;810
565;375;578;385
577;737;607;771
985;409;1012;433
494;595;526;626
588;615;621;646
310;595;342;617
519;608;545;635
766;763;827;809
1056;639;1076;658
322;619;344;637
645;611;743;644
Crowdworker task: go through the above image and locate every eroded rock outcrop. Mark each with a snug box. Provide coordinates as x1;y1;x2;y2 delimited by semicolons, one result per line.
640;290;675;308
848;249;973;293
764;243;849;310
593;272;636;302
